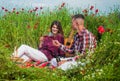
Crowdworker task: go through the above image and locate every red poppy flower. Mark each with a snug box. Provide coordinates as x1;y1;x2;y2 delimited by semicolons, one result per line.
82;9;88;13
13;8;16;11
27;25;30;29
16;12;19;14
95;9;99;14
34;25;38;29
40;7;43;9
33;9;37;12
2;7;4;10
26;62;33;68
35;61;41;66
33;7;38;11
5;44;10;48
90;6;94;10
5;9;8;12
35;7;38;10
29;10;32;13
61;2;65;7
36;13;38;16
97;26;105;34
39;62;49;68
21;8;24;11
84;13;88;16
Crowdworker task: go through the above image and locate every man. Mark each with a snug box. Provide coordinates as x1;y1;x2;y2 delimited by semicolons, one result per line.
53;14;97;57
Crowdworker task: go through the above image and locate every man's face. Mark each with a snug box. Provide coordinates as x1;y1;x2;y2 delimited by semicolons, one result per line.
72;19;77;30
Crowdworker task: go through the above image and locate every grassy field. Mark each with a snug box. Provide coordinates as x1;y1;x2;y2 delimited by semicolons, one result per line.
0;4;120;81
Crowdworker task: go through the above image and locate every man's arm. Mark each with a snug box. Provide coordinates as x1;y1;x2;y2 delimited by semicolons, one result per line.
81;33;89;54
59;44;75;54
53;40;75;54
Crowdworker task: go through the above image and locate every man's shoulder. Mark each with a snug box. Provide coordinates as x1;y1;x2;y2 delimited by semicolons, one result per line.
84;29;90;33
84;29;94;35
83;29;96;39
78;29;95;37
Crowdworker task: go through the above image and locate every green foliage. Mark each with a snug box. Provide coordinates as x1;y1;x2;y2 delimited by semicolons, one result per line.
0;6;120;81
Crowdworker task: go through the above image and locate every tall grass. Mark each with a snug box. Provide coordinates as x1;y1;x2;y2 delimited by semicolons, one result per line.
0;5;120;80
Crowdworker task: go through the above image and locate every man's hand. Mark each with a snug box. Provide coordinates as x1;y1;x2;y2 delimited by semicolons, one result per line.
52;40;61;47
74;54;84;60
58;60;67;66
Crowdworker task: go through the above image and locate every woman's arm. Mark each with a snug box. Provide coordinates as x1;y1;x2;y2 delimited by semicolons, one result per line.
38;36;44;48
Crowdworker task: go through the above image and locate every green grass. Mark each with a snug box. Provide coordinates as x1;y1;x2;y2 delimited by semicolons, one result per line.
0;6;120;81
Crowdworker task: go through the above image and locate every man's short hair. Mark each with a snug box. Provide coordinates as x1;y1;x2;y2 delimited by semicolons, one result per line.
72;14;85;20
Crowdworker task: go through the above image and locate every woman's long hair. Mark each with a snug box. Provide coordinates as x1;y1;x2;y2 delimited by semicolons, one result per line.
50;20;64;35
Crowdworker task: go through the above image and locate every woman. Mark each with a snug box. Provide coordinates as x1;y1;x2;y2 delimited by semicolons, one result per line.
11;20;65;63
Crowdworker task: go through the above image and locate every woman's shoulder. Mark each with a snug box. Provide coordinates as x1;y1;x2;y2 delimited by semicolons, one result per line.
48;32;53;36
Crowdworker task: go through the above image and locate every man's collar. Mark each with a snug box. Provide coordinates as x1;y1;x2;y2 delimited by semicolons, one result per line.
78;28;86;36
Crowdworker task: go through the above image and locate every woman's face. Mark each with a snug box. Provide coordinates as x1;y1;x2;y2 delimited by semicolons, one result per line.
51;25;59;35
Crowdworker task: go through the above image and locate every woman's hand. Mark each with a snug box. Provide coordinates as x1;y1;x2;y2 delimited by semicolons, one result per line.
39;36;44;48
39;36;44;41
52;40;61;47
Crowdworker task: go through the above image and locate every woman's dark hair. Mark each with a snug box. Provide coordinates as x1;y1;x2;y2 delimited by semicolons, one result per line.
50;20;64;35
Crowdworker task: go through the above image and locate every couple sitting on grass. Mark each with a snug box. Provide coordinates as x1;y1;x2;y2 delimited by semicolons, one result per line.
11;14;97;70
